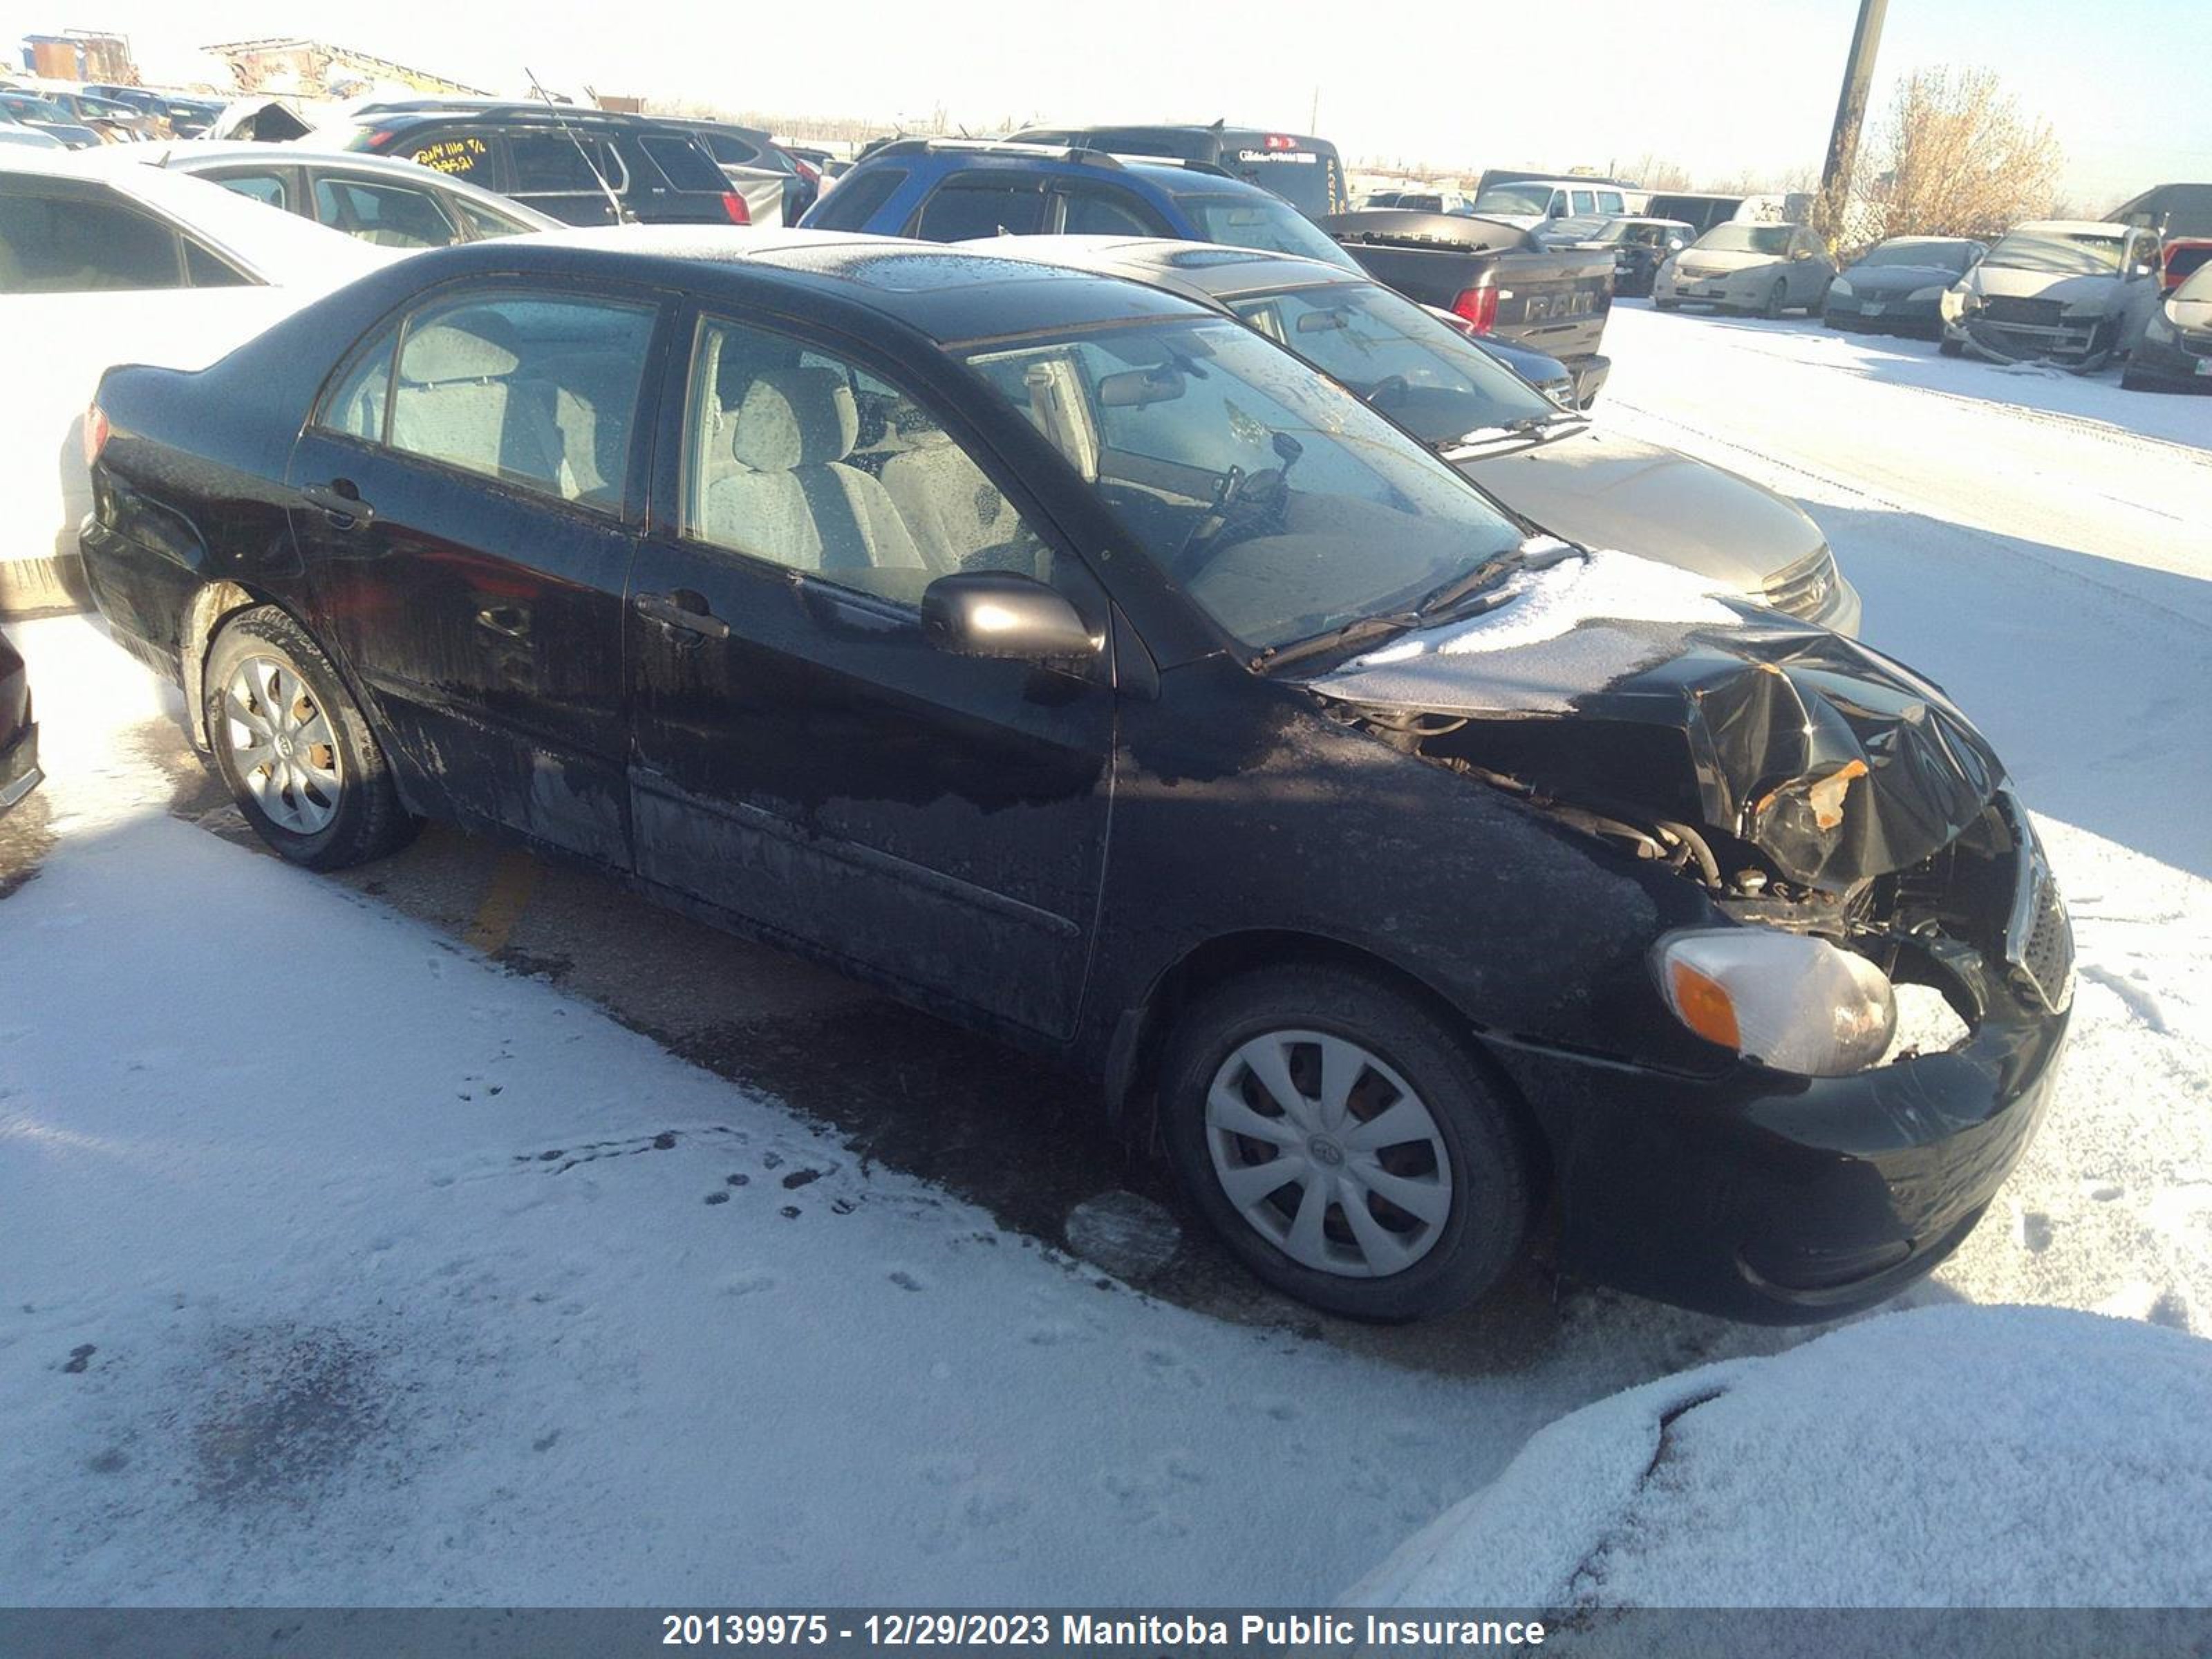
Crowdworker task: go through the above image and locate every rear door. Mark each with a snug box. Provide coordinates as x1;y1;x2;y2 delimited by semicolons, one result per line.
906;171;1052;240
288;281;668;863
624;308;1115;1037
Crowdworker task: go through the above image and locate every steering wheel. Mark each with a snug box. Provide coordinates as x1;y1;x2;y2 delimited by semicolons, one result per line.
1364;374;1412;411
1171;465;1289;582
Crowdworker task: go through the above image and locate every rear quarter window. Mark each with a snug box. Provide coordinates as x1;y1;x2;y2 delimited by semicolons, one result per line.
641;134;727;194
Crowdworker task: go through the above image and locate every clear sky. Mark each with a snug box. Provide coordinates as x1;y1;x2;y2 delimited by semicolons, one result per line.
43;0;2212;209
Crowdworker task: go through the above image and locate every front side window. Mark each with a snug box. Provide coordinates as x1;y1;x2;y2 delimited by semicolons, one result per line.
913;180;1048;240
963;318;1524;652
0;192;182;292
317;324;399;442
1228;282;1556;445
1178;194;1364;271
1058;180;1172;236
387;292;656;511
684;319;1053;607
315;177;461;248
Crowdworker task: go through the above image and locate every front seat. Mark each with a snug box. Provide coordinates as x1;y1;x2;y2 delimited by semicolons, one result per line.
703;366;928;578
878;423;1018;574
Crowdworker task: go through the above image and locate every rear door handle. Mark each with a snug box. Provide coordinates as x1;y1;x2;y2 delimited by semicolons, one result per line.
634;590;730;640
301;481;373;529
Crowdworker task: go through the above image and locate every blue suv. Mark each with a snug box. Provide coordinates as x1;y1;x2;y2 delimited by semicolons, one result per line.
798;140;1368;264
799;140;1582;404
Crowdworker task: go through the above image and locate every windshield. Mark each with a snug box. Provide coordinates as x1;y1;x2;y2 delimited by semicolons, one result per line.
1470;185;1553;216
961;318;1524;653
1228;282;1557;445
1859;239;1976;272
1695;224;1792;256
1180;194;1364;272
1985;229;2125;274
3;95;73;122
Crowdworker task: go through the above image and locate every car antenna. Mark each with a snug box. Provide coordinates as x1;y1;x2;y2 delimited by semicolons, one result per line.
523;66;630;224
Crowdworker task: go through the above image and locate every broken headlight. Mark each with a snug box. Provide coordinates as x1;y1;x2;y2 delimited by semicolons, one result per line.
1652;927;1897;1076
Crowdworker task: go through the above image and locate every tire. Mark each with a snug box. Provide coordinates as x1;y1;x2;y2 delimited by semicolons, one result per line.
1158;963;1533;1322
1939;337;1965;357
1653;297;1680;312
1761;278;1788;320
204;605;415;871
2121;369;2155;391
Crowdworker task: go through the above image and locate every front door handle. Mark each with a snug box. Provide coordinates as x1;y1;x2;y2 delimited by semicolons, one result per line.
634;590;730;640
301;480;373;529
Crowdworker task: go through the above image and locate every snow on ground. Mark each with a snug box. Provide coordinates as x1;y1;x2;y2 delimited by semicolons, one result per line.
1347;1304;2212;1609
3;301;2210;1607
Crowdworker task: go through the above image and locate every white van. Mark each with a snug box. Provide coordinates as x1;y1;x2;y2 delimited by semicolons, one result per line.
1467;177;1630;229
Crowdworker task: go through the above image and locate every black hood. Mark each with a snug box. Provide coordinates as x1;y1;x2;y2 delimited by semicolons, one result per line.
1310;601;2003;890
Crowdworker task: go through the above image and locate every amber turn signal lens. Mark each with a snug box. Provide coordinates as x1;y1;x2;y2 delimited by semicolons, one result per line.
1667;959;1741;1051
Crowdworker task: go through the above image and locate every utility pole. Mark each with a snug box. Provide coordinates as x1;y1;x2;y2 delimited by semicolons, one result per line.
1818;0;1889;237
1309;86;1320;133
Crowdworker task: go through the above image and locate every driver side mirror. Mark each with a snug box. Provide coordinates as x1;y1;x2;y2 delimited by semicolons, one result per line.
921;572;1098;663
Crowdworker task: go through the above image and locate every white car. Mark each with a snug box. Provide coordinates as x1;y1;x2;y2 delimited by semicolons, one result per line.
1;153;385;616
1652;222;1837;319
114;142;562;247
1940;219;2166;368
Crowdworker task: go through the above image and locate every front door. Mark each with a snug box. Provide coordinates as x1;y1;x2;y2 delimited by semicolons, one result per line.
626;310;1115;1037
288;283;665;863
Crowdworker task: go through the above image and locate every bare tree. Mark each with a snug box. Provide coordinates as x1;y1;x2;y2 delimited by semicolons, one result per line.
1862;68;2063;241
1625;153;1692;192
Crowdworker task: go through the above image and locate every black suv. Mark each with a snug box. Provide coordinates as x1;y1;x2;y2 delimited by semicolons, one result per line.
338;103;745;227
1009;122;1349;221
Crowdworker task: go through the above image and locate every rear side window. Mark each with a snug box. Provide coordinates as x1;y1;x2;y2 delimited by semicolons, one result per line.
912;179;1048;241
0;192;182;292
1597;191;1624;214
1570;190;1595;214
447;196;537;241
388;292;657;512
640;134;727;194
184;241;252;288
509;133;624;195
807;165;906;231
315;177;462;248
207;170;289;209
317;324;399;442
699;130;765;167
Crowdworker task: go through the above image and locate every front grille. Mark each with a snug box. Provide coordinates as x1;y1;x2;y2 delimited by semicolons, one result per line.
1981;295;2063;327
2181;328;2212;355
1999;790;2074;1014
1761;545;1839;619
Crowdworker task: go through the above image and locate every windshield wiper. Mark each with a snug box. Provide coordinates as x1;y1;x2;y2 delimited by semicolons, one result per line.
1437;409;1588;457
1249;610;1421;675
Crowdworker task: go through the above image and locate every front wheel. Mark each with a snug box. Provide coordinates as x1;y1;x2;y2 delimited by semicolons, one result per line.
1653;297;1680;312
1761;278;1788;319
1939;337;1965;357
1159;964;1533;1322
205;605;415;870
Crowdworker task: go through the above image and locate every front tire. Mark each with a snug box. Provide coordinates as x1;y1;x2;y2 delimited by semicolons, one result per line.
204;606;415;871
1159;964;1532;1322
1653;297;1680;312
1761;278;1788;319
1939;337;1965;357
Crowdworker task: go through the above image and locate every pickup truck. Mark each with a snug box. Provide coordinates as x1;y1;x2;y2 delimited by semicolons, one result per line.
1323;210;1615;406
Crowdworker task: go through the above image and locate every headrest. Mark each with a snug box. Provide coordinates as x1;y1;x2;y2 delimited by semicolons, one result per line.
729;366;859;471
403;316;522;384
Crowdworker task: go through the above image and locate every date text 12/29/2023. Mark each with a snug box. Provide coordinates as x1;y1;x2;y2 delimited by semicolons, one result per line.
658;1613;1550;1650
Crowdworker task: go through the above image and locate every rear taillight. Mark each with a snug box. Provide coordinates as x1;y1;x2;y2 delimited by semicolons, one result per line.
83;402;110;467
1450;286;1499;332
721;190;750;225
791;156;820;185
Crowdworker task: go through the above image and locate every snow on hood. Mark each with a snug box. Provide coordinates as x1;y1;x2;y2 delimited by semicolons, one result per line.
1311;542;1737;715
1344;1304;2212;1613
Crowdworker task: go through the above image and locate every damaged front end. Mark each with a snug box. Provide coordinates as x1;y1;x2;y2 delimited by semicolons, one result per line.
1315;605;2073;1068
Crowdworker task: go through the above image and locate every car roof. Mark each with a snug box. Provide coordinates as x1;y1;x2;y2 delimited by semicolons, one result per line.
401;227;1216;345
341;103;692;135
1872;234;1980;245
1;149;388;284
966;234;1357;305
2005;218;2132;236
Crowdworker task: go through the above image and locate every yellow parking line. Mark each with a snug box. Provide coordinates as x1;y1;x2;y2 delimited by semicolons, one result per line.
463;849;539;956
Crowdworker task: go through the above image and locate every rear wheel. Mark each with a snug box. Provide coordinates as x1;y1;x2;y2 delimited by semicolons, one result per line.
205;606;415;871
1159;964;1532;1322
1939;337;1965;357
1653;297;1680;312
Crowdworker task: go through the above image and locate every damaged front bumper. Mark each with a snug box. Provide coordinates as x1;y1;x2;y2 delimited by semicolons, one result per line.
1492;791;2073;1324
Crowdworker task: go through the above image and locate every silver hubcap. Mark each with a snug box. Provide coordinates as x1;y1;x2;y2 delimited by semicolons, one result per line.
224;655;342;835
1205;1029;1452;1279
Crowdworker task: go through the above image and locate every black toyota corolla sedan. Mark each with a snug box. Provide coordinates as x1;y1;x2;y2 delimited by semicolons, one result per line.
78;229;2072;1324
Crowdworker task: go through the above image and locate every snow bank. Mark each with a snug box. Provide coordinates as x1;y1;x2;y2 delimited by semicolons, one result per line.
1345;1304;2212;1610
